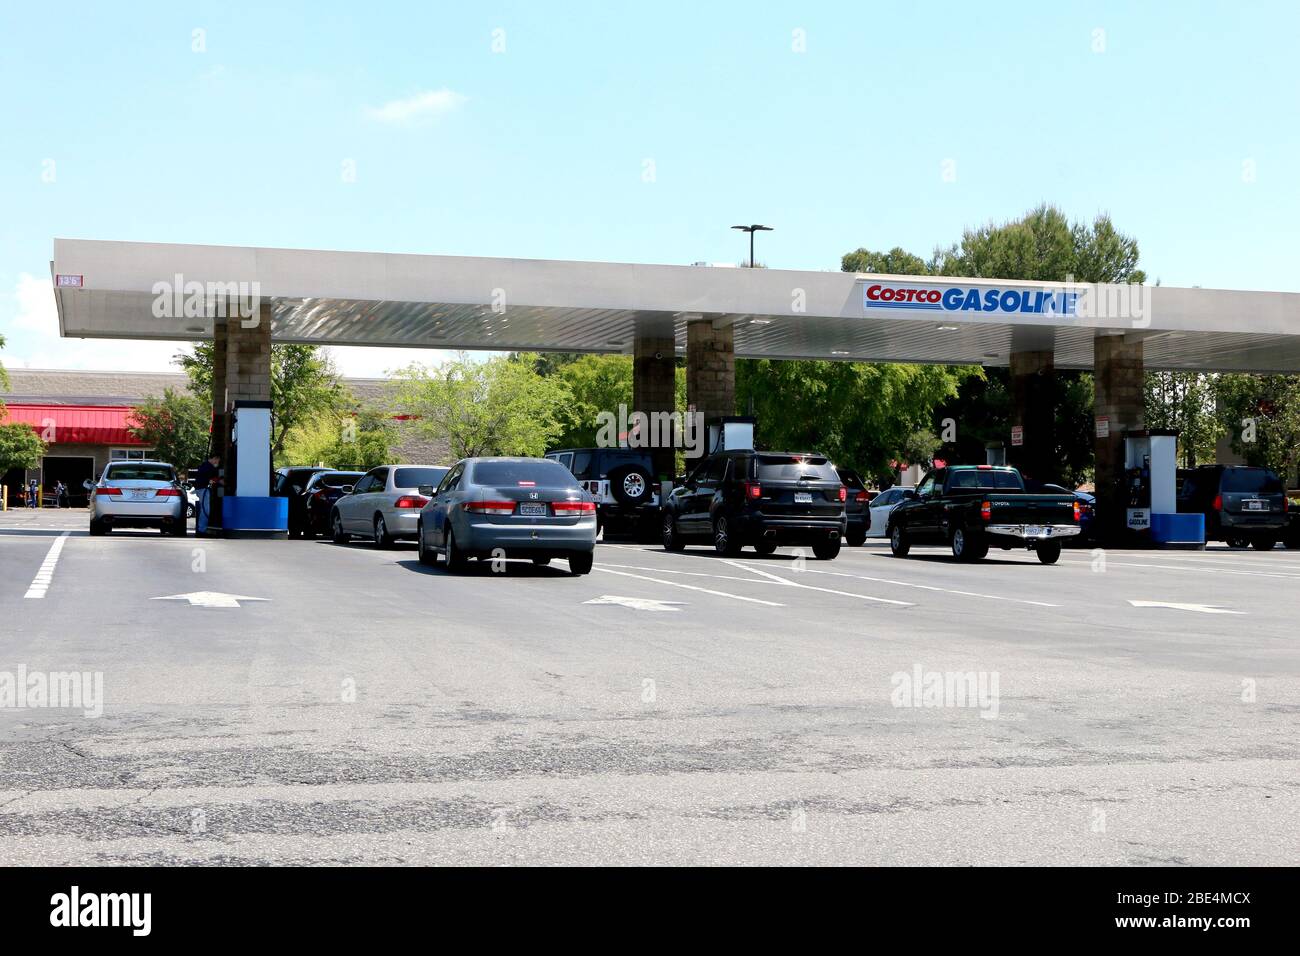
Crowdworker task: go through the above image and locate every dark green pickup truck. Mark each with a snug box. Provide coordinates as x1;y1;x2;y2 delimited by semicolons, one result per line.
886;465;1081;564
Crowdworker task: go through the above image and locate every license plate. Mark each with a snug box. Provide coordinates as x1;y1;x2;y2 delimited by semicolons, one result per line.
1025;525;1044;537
794;492;812;504
518;502;547;516
129;489;151;500
1245;500;1265;511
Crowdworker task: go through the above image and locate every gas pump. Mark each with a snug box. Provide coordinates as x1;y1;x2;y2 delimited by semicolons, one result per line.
219;400;288;539
1122;429;1204;548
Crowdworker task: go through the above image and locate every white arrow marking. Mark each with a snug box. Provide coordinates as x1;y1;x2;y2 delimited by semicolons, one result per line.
584;594;686;612
1127;600;1244;615
151;591;270;609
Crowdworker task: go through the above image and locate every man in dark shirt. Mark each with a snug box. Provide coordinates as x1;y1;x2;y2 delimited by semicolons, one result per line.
193;453;221;534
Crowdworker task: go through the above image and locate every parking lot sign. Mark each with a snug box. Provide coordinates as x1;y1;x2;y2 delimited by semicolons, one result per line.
1010;425;1023;447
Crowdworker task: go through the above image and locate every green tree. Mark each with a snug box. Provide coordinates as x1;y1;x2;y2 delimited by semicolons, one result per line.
1216;374;1300;487
127;388;211;471
175;342;344;460
391;353;571;458
735;359;974;484
0;332;10;395
0;423;45;475
1144;372;1222;468
279;403;396;470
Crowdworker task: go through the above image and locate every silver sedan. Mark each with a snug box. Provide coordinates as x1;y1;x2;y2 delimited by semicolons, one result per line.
417;457;597;574
330;464;449;547
89;460;187;536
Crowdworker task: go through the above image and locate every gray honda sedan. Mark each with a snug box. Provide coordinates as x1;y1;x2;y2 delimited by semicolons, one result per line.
417;457;597;574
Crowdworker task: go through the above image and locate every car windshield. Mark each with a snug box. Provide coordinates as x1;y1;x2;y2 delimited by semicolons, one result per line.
756;455;837;481
106;465;174;483
473;460;579;488
947;469;1024;491
394;467;448;489
1222;468;1282;493
319;472;363;488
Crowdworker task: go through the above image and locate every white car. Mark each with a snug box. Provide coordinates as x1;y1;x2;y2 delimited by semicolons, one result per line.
865;485;913;538
330;464;449;547
89;460;187;536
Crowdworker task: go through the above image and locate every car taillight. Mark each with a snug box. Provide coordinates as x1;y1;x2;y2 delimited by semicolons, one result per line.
463;501;515;515
552;501;596;514
1213;494;1223;511
394;495;429;509
741;481;762;500
854;490;870;503
1073;500;1081;522
980;500;992;521
837;486;847;502
155;488;180;497
96;487;123;496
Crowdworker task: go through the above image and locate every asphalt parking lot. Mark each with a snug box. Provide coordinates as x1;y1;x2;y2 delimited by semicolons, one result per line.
1;508;1297;866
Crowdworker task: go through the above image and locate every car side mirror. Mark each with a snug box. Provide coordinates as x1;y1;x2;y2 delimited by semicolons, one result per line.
82;479;93;491
292;485;303;495
902;490;917;500
340;485;354;495
418;485;436;497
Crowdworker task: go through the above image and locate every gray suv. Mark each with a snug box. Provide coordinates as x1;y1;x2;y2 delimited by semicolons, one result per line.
1177;465;1289;549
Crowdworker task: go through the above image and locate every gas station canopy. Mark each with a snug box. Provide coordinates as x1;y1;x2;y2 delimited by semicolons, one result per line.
51;238;1300;371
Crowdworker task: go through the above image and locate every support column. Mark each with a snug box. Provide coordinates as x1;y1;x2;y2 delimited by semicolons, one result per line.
686;318;734;457
219;302;282;536
1008;349;1056;484
1093;332;1144;543
632;331;677;480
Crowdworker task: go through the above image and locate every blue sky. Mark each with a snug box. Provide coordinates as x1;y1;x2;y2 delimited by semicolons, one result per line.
2;0;1297;375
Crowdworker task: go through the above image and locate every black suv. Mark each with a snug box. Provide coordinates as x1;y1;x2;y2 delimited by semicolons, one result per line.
1177;465;1289;549
545;447;659;538
836;467;871;546
662;450;846;558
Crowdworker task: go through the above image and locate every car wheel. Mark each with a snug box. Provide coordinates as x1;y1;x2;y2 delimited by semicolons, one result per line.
846;527;867;547
950;526;985;562
608;464;654;507
754;539;778;556
374;514;394;548
812;538;841;560
187;504;196;518
889;524;910;557
713;515;742;556
444;526;467;573
331;511;350;544
568;551;594;575
1036;541;1062;565
1226;535;1248;549
170;518;187;537
532;557;552;566
1252;536;1277;551
417;522;436;566
89;518;106;536
1286;531;1300;550
662;511;685;551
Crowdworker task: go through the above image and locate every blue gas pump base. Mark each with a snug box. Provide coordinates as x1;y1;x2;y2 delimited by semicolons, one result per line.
1150;512;1205;550
220;496;289;540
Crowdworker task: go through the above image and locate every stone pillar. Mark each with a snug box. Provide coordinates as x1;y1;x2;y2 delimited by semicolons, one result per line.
632;332;677;480
1093;332;1144;542
223;303;273;498
1008;349;1056;484
686;318;735;457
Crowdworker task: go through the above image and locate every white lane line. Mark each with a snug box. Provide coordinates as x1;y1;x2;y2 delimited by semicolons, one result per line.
793;567;1063;607
592;566;786;607
1128;600;1245;615
23;532;71;599
722;559;914;607
1059;556;1300;581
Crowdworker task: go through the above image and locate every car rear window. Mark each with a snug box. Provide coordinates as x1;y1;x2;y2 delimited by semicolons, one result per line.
106;464;175;482
320;472;364;488
947;469;1024;491
755;455;838;481
473;460;578;488
837;469;865;489
1222;468;1283;493
394;467;448;489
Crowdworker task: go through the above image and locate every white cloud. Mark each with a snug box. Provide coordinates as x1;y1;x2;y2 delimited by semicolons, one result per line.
365;88;466;125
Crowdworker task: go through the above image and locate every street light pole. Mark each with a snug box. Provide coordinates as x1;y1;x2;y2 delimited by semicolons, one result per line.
731;224;773;268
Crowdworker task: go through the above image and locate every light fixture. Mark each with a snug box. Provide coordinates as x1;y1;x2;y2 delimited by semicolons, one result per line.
831;349;850;356
748;318;773;326
937;324;959;332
